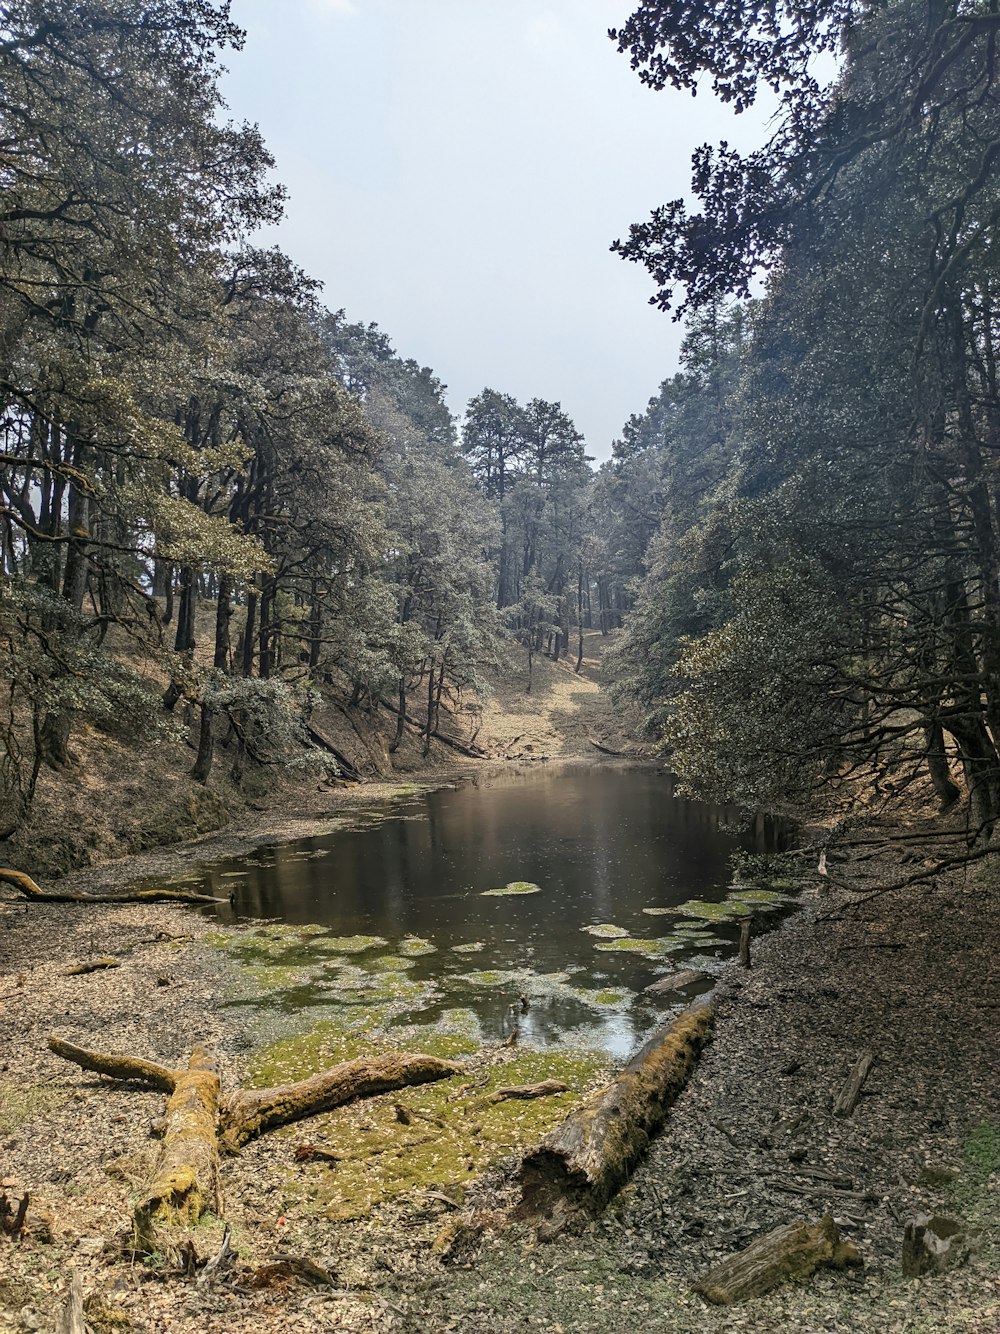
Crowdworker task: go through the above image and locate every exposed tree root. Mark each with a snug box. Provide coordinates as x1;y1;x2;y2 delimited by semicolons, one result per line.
517;997;714;1234
1;867;226;906
48;1033;464;1254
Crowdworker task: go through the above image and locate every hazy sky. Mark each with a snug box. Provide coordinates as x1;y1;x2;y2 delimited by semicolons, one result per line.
221;1;767;461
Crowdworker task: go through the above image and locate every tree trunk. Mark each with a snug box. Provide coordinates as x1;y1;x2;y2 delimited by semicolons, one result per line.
694;1214;862;1304
923;720;960;810
49;1037;464;1255
389;678;407;754
133;1046;221;1252
518;997;714;1231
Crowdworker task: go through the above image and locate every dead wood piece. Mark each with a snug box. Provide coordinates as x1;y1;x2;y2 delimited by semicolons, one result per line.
694;1214;862;1305
221;1052;463;1150
48;1034;176;1092
197;1225;237;1288
739;918;753;968
252;1253;336;1289
57;1269;85;1334
902;1214;968;1277
65;957;120;976
133;1046;221;1253
431;1217;484;1261
293;1142;343;1164
588;738;629;756
833;1050;876;1118
518;997;714;1229
644;969;709;995
0;1190;29;1240
1;867;225;906
489;1081;569;1104
304;724;361;782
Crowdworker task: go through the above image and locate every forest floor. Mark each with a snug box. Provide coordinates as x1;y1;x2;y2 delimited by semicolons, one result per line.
2;651;998;1332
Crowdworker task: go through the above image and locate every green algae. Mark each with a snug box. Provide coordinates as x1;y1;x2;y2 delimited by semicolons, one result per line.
727;887;789;907
398;936;437;957
320;934;387;955
674;898;753;922
571;986;631;1007
581;923;629;939
450;941;487;954
593;937;685;959
241;964;313;990
454;969;522;988
481;881;542;897
262;1035;608;1222
366;954;417;972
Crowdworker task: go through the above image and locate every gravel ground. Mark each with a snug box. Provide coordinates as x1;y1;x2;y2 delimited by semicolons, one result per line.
1;839;998;1332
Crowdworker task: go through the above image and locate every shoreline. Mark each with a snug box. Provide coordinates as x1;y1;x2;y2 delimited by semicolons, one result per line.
2;786;998;1331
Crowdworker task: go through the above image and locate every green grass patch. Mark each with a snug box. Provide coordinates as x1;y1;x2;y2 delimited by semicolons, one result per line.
0;1079;67;1135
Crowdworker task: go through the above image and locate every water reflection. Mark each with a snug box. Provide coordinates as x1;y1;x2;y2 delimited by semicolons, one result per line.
189;763;784;1058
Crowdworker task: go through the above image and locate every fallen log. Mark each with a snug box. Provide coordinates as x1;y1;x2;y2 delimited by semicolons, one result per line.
133;1046;221;1253
56;1270;85;1334
518;996;714;1231
1;867;226;907
49;1034;464;1254
304;724;361;782
694;1214;862;1304
587;738;630;757
489;1080;568;1103
377;697;488;758
221;1052;464;1149
644;968;709;995
833;1050;875;1117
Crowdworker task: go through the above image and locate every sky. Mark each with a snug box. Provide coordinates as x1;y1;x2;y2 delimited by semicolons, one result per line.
221;1;769;462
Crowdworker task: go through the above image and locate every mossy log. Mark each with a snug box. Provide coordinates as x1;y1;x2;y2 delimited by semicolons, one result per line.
221;1052;465;1150
48;1033;463;1253
47;1035;177;1091
1;867;226;906
518;997;714;1230
693;1214;862;1304
134;1046;221;1252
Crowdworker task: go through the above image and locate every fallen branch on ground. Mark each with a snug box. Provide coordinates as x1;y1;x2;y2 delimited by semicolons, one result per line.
1;868;227;907
489;1080;568;1103
48;1033;463;1254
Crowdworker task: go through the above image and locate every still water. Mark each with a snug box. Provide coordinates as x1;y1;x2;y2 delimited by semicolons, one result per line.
185;763;785;1059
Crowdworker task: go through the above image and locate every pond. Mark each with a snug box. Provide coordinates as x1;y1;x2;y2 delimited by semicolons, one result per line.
173;762;790;1060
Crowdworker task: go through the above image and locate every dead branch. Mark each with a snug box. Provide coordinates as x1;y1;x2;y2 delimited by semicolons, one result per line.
1;867;226;906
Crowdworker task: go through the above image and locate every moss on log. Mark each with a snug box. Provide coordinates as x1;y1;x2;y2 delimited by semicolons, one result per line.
694;1214;862;1304
221;1052;464;1150
47;1035;177;1092
133;1047;221;1252
50;1035;464;1254
518;997;714;1228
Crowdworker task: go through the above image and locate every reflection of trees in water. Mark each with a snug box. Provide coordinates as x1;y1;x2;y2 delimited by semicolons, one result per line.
200;769;788;1054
